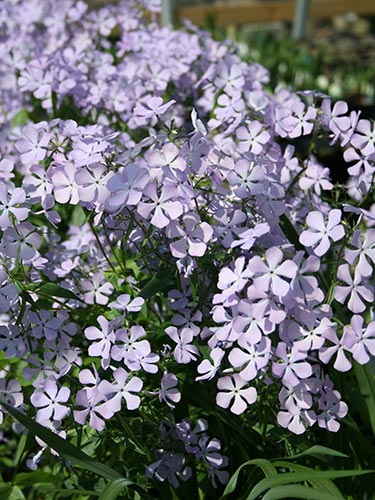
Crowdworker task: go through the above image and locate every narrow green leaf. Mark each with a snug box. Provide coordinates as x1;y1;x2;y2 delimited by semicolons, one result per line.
272;462;344;498
37;282;82;302
37;488;99;497
98;478;132;500
139;268;174;299
221;459;277;497
354;363;375;436
279;445;348;461
0;401;123;481
15;471;57;486
279;214;306;253
247;469;371;500
262;484;342;500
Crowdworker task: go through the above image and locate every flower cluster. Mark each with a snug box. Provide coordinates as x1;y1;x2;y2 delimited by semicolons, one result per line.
1;0;375;491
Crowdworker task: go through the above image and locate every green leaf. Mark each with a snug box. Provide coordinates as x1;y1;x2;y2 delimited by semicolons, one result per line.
0;484;12;498
0;401;123;481
262;484;343;500
279;214;306;253
354;363;375;436
15;471;57;486
221;459;277;497
139;268;174;299
37;488;99;497
11;109;29;128
98;478;132;500
280;445;348;461
271;462;344;498
246;469;371;500
72;205;90;226
9;486;25;500
36;282;82;302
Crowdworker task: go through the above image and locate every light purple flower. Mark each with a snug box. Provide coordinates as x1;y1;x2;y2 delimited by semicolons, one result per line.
2;222;41;261
165;326;199;364
84;315;116;361
216;374;257;414
31;377;70;422
248;246;297;297
105;164;149;212
344;315;375;365
100;367;143;411
272;343;312;386
15;124;50;165
229;336;270;381
334;264;373;313
81;272;114;305
299;209;345;256
0;184;28;229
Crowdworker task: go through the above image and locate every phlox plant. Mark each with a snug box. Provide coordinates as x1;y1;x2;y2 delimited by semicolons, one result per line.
0;0;375;498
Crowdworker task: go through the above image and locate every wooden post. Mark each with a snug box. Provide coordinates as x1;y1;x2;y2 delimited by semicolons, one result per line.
161;0;173;27
291;0;311;39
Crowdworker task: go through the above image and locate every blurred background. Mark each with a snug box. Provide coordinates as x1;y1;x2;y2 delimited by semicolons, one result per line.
91;0;375;114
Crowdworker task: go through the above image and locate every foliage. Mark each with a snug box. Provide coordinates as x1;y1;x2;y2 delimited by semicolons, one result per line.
0;0;375;498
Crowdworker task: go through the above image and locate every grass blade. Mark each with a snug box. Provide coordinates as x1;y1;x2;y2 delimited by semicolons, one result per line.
0;400;123;481
221;458;277;498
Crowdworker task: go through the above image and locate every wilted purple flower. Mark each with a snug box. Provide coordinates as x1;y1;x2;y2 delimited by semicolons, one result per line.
299;209;345;256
